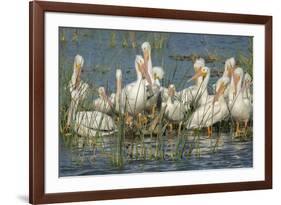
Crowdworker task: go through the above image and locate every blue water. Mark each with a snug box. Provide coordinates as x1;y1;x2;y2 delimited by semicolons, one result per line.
59;134;252;176
59;27;253;177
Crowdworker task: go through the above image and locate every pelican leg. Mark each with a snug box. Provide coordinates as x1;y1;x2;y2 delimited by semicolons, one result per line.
178;122;183;135
244;120;248;135
151;105;156;118
168;123;173;132
207;127;210;138
235;121;241;137
149;116;159;132
207;126;213;138
136;113;142;129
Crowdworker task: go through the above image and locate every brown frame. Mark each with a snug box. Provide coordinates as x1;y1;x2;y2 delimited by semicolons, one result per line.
29;1;272;204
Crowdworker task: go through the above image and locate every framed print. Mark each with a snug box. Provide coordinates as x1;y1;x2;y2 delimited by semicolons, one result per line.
29;1;272;204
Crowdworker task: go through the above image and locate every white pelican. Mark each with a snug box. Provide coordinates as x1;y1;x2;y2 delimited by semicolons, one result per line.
212;57;236;98
93;69;125;115
185;66;211;107
243;72;252;103
186;77;230;137
152;66;165;90
123;55;153;115
67;54;116;137
66;54;88;127
199;57;237;107
177;58;208;106
142;42;153;84
222;57;236;101
230;67;252;135
73;111;116;137
93;87;114;114
198;58;236;107
145;66;165;112
162;84;187;123
224;57;236;78
114;69;125;114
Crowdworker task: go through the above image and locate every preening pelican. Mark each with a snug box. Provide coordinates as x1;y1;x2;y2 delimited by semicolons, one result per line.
123;55;153;115
230;67;252;136
93;87;114;114
186;77;230;137
67;54;116;137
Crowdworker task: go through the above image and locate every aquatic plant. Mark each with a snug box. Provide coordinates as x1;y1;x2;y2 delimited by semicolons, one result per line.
129;32;137;48
237;38;253;77
110;32;116;48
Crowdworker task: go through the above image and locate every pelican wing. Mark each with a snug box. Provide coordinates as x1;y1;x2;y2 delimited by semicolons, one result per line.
93;98;112;114
165;100;187;122
187;101;222;129
75;111;116;131
177;85;199;104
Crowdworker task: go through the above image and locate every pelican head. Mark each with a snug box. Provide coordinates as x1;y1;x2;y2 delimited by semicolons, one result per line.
135;55;152;86
74;54;84;72
190;66;209;82
214;77;230;103
72;54;84;88
244;72;252;88
194;58;205;72
168;84;176;97
115;69;122;94
116;69;122;80
141;42;151;60
224;57;236;77
135;55;145;76
98;87;106;98
152;66;165;81
98;86;113;107
233;67;244;96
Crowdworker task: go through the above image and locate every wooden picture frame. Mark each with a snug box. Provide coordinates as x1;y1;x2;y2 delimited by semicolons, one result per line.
29;1;272;204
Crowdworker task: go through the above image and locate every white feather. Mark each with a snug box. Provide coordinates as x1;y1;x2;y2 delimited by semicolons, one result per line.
194;58;205;70
152;66;165;80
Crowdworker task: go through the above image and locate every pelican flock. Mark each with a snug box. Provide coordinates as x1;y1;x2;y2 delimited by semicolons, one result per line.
65;42;253;139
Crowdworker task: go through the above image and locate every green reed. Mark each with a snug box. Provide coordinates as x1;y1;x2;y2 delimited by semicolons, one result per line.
110;32;116;48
